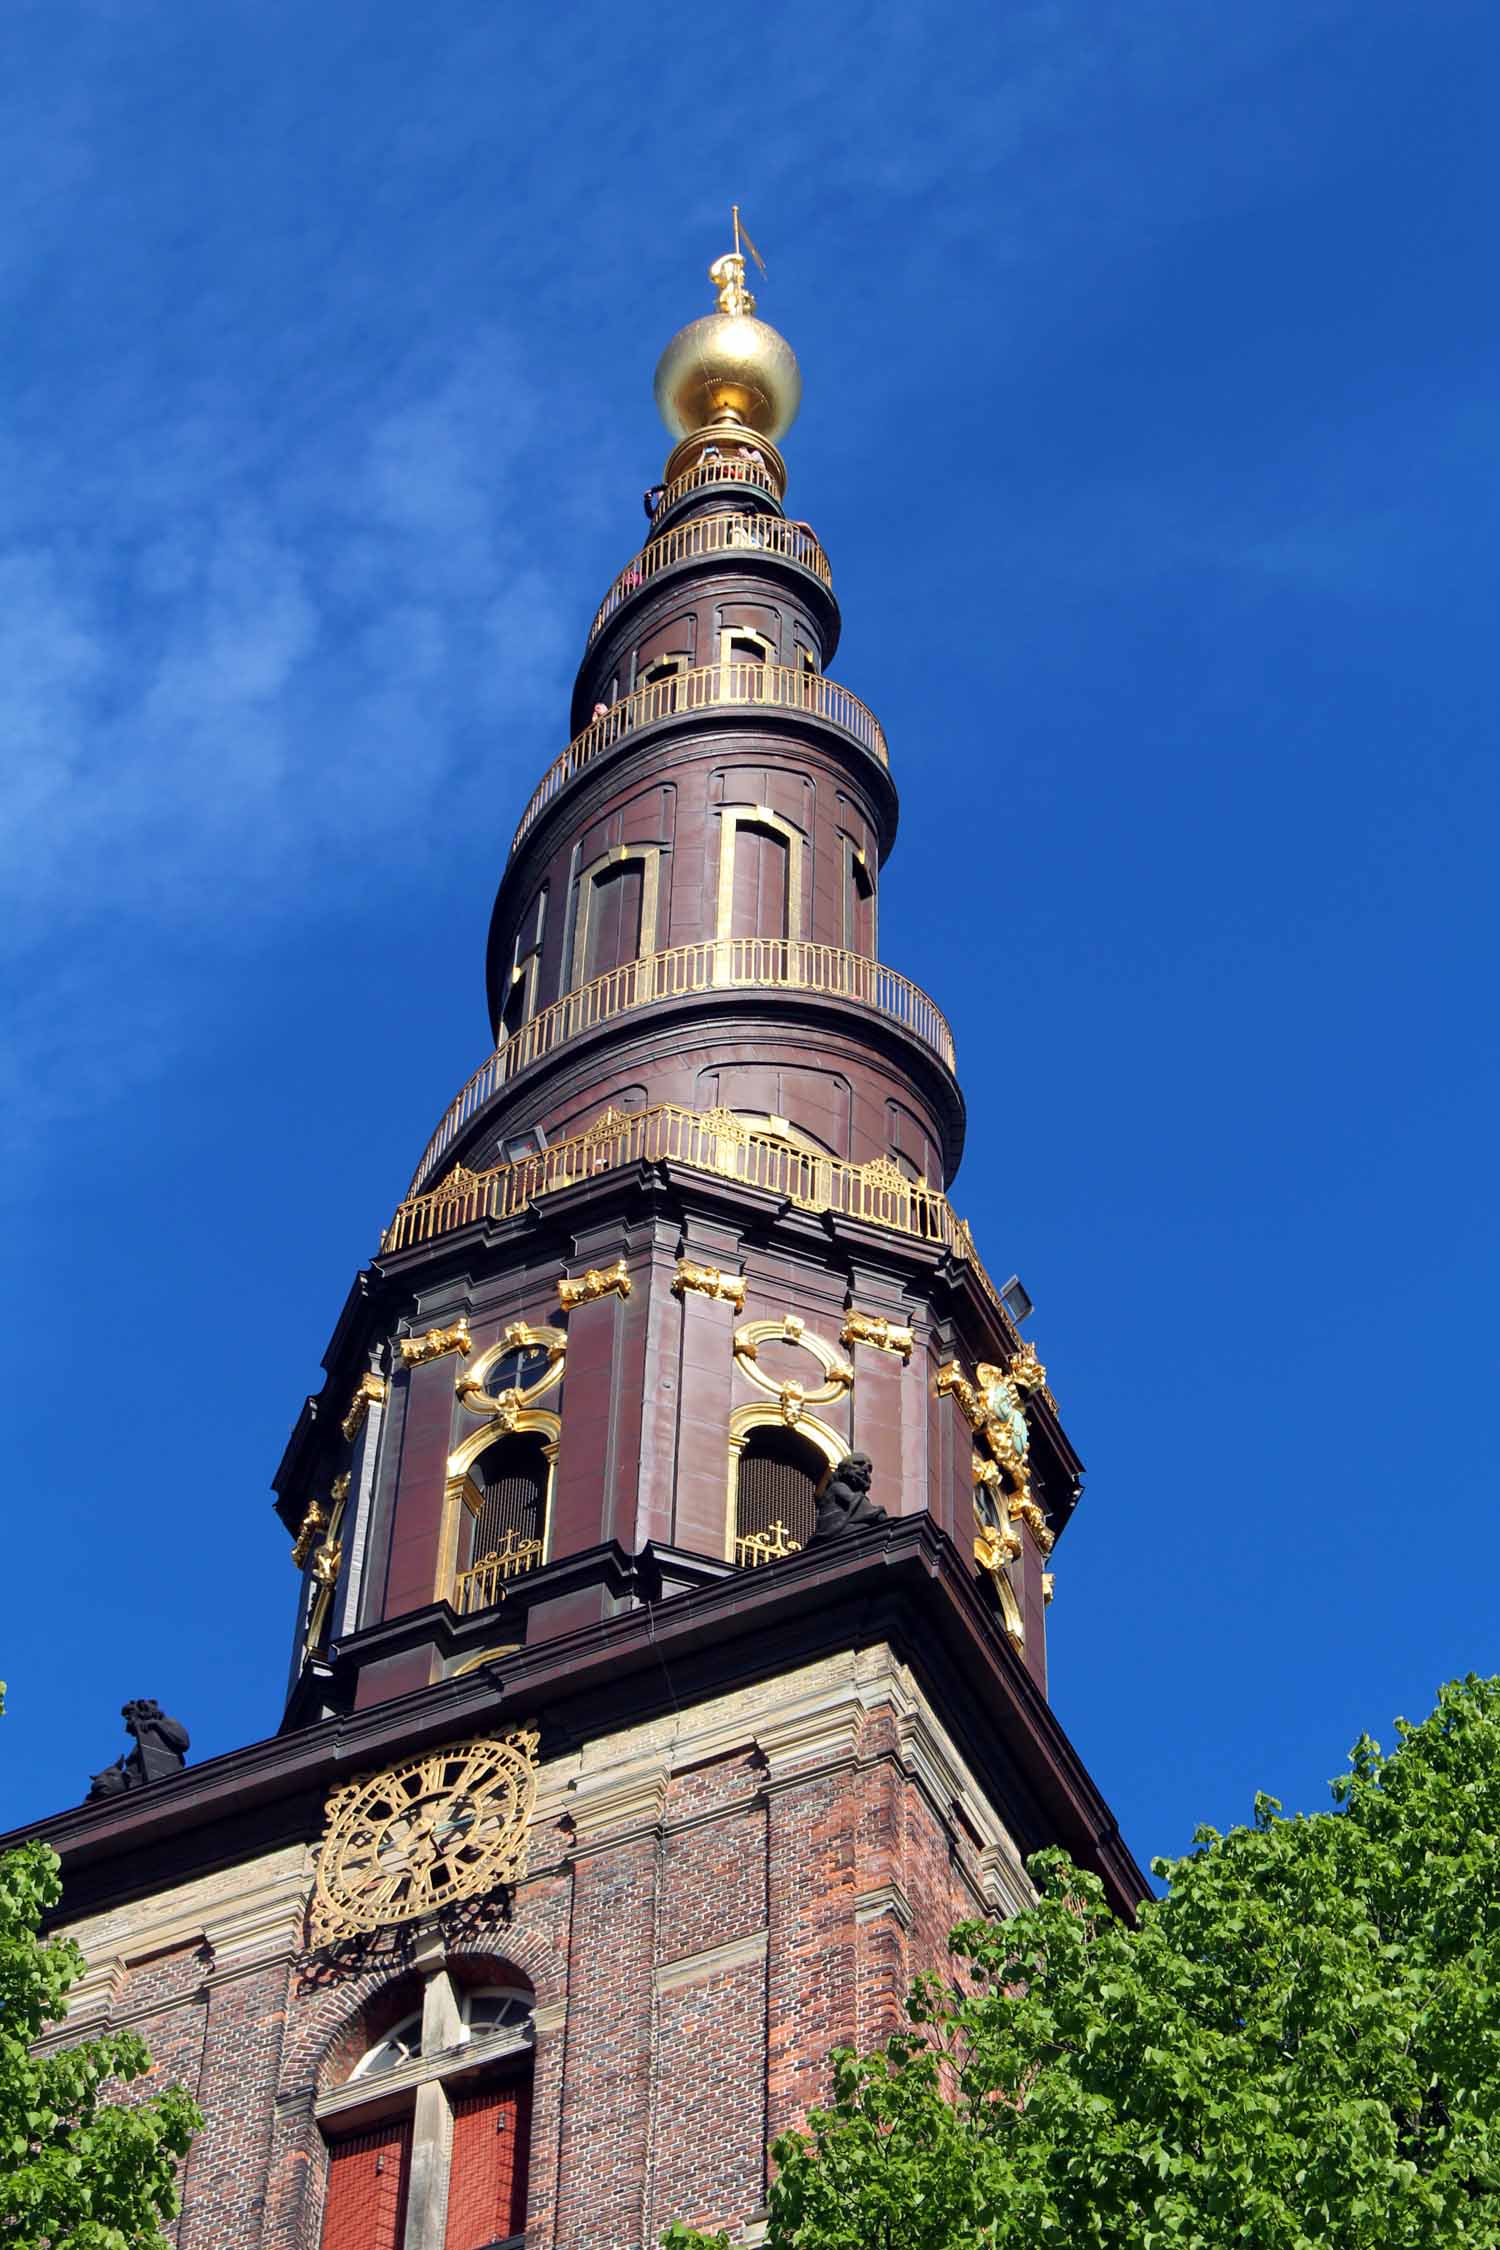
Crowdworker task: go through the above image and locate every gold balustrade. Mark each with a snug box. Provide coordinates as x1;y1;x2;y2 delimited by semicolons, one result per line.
588;515;831;646
652;456;780;517
734;1519;804;1568
454;1531;544;1614
403;938;954;1198
386;1098;1010;1333
512;662;888;857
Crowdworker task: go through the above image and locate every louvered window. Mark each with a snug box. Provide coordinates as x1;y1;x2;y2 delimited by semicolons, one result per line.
471;1434;548;1560
735;1425;821;1555
443;2081;532;2250
320;2119;411;2250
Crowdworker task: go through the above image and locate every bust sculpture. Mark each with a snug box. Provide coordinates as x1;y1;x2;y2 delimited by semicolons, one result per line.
809;1453;887;1543
86;1700;190;1801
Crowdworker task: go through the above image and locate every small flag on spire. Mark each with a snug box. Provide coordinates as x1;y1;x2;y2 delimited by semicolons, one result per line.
732;205;767;277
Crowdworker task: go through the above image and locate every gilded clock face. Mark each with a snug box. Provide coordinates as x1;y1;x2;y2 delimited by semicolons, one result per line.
310;1731;539;1944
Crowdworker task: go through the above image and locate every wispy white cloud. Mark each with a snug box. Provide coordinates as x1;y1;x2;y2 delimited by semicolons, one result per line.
0;325;582;1149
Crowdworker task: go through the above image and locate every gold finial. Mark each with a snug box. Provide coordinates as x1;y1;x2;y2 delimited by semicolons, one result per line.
653;210;800;450
709;206;766;317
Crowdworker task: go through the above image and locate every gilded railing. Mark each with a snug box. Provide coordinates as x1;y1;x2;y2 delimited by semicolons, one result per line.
454;1531;545;1614
386;1098;1009;1329
652;457;780;517
403;939;955;1198
512;662;888;857
589;515;831;645
734;1519;804;1568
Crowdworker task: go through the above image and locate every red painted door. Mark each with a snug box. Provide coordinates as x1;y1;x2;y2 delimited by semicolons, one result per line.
444;2079;532;2249
321;2117;411;2250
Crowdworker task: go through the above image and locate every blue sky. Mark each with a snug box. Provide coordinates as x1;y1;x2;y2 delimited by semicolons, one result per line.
2;0;1495;1867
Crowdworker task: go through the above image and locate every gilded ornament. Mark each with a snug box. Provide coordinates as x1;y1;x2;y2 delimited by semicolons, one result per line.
557;1259;631;1311
399;1319;472;1368
734;1518;802;1568
672;1259;747;1309
975;1525;1022;1574
308;1729;541;1945
341;1373;386;1443
1008;1495;1055;1555
653;215;800;445
457;1323;566;1417
290;1500;327;1570
840;1309;915;1361
734;1315;855;1410
310;1538;343;1590
1010;1338;1058;1412
1042;1572;1056;1605
330;1472;351;1503
454;1531;545;1614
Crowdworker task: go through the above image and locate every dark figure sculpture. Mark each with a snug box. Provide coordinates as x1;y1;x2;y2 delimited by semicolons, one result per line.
810;1452;887;1543
86;1700;190;1800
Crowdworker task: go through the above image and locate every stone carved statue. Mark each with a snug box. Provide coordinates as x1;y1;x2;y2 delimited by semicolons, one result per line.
810;1453;887;1543
86;1700;190;1801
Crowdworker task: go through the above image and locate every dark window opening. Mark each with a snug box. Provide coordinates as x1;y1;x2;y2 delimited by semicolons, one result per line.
735;1425;822;1558
846;847;875;955
469;1433;549;1562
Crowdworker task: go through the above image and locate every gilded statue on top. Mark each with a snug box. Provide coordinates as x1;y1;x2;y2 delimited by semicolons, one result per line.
709;251;756;318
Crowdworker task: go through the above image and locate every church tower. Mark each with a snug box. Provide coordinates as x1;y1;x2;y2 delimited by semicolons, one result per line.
18;239;1144;2250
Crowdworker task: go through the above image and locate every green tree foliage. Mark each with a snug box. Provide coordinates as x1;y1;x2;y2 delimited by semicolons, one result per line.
0;1692;200;2248
665;1675;1500;2249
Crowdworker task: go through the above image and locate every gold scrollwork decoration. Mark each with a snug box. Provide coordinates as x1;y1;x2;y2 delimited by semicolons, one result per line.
311;1538;343;1589
399;1319;472;1367
941;1352;1054;1579
558;1258;631;1311
841;1309;914;1361
302;1482;351;1660
1008;1495;1055;1555
341;1373;386;1444
290;1500;327;1570
331;1472;351;1503
456;1322;567;1418
672;1259;747;1309
734;1315;854;1426
308;1728;541;1946
1009;1337;1058;1412
735;1518;802;1568
430;1163;485;1207
1042;1571;1056;1605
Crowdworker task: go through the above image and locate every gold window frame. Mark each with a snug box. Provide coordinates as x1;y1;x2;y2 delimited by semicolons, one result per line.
725;1401;845;1565
713;803;806;953
570;842;664;991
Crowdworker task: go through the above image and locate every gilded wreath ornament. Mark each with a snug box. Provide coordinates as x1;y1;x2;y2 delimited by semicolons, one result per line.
308;1729;540;1945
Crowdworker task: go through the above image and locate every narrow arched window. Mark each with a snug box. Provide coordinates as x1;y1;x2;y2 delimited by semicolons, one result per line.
734;1424;822;1563
468;1433;548;1569
319;1977;535;2250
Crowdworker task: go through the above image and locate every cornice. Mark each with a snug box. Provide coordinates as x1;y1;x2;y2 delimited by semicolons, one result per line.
427;991;966;1207
12;1516;1146;1925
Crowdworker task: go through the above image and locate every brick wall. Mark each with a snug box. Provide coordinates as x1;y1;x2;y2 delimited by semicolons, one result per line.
53;1647;1027;2250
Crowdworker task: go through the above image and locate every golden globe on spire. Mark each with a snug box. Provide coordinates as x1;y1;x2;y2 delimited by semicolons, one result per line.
653;209;802;452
